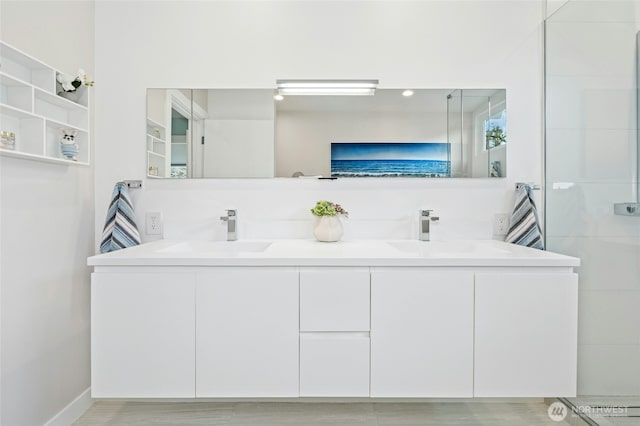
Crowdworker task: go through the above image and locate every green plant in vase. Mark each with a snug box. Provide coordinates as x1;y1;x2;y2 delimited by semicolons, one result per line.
310;200;349;218
310;200;348;242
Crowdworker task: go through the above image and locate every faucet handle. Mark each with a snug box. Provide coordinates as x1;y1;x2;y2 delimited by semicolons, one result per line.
420;209;439;221
220;209;236;221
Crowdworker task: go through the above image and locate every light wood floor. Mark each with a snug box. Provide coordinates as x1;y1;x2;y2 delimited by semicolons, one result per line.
73;401;576;425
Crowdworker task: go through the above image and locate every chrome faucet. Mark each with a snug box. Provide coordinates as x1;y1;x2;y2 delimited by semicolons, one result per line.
419;209;439;241
220;209;237;241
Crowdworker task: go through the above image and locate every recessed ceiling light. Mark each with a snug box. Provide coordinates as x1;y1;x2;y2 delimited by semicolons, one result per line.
402;90;414;97
274;94;284;101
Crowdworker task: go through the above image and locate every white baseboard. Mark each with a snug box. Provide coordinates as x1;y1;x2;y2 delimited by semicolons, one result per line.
44;387;93;426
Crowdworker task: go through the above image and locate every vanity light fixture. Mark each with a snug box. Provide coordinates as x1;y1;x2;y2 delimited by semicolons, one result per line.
402;90;414;97
274;94;284;101
276;79;378;96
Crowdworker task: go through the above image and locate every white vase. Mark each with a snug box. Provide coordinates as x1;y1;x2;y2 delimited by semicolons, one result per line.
313;215;343;242
58;90;80;103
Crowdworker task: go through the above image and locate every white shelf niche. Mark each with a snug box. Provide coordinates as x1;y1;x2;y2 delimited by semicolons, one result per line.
0;43;55;92
0;72;33;112
147;135;166;155
146;118;166;141
45;120;89;164
147;151;166;177
34;88;88;130
0;105;44;156
146;118;167;177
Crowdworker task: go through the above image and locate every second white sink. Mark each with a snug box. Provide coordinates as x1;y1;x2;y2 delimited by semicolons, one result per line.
158;240;272;254
387;240;511;257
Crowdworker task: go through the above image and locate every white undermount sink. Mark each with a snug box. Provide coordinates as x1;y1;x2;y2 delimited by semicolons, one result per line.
386;240;511;257
157;240;272;254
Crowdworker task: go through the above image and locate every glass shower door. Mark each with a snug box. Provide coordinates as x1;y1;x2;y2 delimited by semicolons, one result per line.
545;1;640;423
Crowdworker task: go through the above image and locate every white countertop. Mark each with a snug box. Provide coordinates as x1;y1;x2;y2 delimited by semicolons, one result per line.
88;239;580;268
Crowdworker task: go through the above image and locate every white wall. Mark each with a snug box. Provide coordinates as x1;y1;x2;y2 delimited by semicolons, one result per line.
276;111;451;177
0;1;94;425
545;0;640;396
204;119;275;177
204;89;274;178
95;0;545;245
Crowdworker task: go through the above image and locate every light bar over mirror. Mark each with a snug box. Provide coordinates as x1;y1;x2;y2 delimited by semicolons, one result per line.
276;79;378;96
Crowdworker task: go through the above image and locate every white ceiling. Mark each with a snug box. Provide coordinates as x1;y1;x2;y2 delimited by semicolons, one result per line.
275;89;500;114
197;88;502;117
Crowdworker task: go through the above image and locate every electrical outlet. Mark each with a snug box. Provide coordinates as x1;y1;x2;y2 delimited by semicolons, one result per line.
146;211;163;235
493;213;510;236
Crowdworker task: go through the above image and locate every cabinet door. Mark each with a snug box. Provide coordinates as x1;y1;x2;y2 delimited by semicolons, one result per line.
300;333;370;397
196;268;299;397
370;269;474;397
300;267;370;331
91;272;196;397
474;273;578;397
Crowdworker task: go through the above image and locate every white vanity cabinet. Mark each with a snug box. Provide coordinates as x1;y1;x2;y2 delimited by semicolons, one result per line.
299;268;370;397
474;272;578;397
196;267;299;397
91;272;196;398
370;269;475;397
88;239;579;400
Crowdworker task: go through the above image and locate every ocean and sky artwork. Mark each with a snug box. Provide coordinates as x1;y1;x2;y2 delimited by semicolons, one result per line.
330;142;451;178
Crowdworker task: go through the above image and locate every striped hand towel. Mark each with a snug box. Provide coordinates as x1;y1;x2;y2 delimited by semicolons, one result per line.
505;184;544;250
100;182;141;253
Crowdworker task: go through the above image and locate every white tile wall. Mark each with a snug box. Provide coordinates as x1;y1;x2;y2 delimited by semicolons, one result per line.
546;129;636;183
547;237;640;291
549;0;639;23
546;184;640;238
578;291;640;345
546;23;637;76
546;77;636;130
578;345;640;396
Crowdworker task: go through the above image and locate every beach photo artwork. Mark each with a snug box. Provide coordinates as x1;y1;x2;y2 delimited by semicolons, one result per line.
330;142;451;178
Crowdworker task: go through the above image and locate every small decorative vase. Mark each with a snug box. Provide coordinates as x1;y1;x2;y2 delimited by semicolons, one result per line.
60;140;79;161
58;90;80;103
313;215;344;242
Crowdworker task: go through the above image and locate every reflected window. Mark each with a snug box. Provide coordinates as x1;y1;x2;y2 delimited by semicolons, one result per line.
485;109;507;150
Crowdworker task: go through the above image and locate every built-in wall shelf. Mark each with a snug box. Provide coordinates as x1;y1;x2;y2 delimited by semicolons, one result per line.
0;148;90;166
146;118;167;177
0;41;90;165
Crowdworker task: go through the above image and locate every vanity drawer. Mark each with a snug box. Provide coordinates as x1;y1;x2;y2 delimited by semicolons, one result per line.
300;333;370;397
300;267;370;332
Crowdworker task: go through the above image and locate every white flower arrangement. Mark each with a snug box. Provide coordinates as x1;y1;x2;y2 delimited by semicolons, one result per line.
56;69;94;92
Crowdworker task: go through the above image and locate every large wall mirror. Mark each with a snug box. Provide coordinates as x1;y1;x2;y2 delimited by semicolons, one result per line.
146;88;506;179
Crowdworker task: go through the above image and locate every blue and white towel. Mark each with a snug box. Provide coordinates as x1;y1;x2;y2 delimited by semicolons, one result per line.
505;184;544;250
100;182;141;253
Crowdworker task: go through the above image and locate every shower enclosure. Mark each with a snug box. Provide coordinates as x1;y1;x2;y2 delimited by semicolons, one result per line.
545;1;640;423
446;89;507;178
